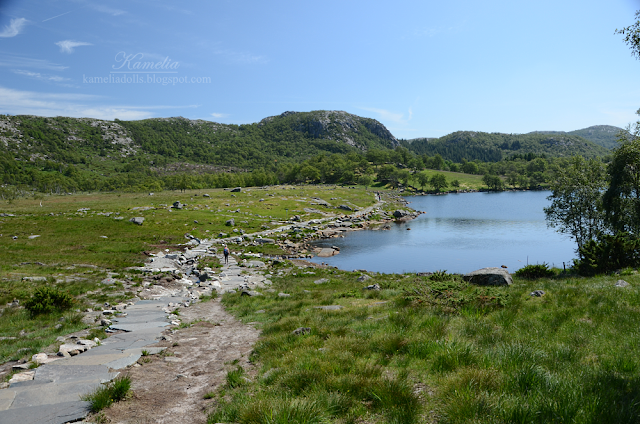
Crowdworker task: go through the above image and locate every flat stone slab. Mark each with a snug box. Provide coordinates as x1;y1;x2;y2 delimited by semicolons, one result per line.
0;400;91;424
35;364;115;384
313;305;343;311
109;321;170;332
317;248;338;257
0;389;15;411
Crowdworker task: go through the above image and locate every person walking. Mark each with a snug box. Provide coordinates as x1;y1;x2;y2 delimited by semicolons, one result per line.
223;245;230;264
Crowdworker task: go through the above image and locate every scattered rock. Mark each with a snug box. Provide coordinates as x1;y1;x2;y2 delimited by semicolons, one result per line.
338;205;353;211
393;210;408;218
31;353;48;365
463;267;513;286
130;217;145;225
615;279;630;288
231;187;242;192
226;218;235;227
22;276;46;282
530;290;545;297
278;293;291;298
292;327;311;336
357;274;371;282
172;201;184;209
241;290;263;297
28;235;40;239
364;284;380;290
313;305;343;311
256;238;275;244
314;278;329;285
101;318;112;326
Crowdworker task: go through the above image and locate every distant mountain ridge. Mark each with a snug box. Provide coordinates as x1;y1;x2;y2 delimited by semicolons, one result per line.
528;125;625;150
0;112;619;175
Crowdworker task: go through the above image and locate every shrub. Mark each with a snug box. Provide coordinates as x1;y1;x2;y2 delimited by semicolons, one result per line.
514;263;554;279
576;232;640;276
82;375;131;413
23;287;75;316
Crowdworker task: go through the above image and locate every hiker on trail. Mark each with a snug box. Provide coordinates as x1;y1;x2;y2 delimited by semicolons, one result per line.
223;245;230;264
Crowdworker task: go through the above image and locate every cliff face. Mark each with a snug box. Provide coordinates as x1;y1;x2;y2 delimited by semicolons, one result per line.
259;110;398;150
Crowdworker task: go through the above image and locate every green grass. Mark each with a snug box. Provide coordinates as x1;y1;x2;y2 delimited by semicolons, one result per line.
0;185;387;363
210;266;640;424
82;375;132;413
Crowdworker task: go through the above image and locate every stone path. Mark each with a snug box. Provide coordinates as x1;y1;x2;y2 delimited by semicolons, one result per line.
0;240;268;424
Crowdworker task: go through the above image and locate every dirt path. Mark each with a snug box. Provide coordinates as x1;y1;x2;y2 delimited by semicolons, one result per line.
95;297;260;423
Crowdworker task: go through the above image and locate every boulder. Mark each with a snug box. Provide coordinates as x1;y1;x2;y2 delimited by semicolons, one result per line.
393;210;408;218
463;267;512;286
241;290;263;297
292;327;311;336
530;290;545;297
231;187;242;192
314;278;329;285
615;279;630;288
256;238;275;244
338;205;353;211
172;201;184;209
364;284;380;290
225;218;235;226
357;274;371;282
278;293;291;298
130;217;145;225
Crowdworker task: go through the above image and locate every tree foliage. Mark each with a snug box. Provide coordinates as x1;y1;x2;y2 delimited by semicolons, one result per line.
544;156;607;249
616;10;640;60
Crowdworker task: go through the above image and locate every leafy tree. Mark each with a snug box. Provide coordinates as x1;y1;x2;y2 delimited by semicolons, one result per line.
358;174;373;188
602;131;640;236
616;10;640;60
482;174;504;191
544;156;608;248
451;179;460;188
429;173;448;192
416;171;430;190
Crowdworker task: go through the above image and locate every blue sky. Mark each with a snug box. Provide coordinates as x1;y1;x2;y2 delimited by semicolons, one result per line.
0;0;639;138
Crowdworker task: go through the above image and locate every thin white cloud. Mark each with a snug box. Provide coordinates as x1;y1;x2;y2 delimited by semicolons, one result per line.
210;112;228;119
92;4;126;16
56;40;92;54
0;18;27;38
359;107;413;125
43;11;73;22
13;69;70;83
0;53;68;71
0;86;198;121
213;48;267;64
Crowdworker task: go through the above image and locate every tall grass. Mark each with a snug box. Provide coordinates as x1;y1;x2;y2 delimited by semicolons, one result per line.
213;266;640;423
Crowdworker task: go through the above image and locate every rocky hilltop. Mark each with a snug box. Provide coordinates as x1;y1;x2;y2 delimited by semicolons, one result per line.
259;110;398;150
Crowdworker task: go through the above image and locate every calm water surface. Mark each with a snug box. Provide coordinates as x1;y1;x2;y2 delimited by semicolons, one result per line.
309;191;576;274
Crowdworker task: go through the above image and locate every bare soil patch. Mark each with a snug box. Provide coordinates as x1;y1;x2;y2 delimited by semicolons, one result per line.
93;297;260;423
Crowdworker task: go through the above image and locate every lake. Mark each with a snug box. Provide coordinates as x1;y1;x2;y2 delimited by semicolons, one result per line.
308;191;577;274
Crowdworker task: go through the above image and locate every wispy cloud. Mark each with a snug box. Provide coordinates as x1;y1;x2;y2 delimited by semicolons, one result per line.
55;40;92;54
0;53;68;71
91;4;126;16
43;11;73;22
210;112;228;119
13;69;70;83
213;48;267;64
0;18;27;38
0;86;199;120
359;107;413;125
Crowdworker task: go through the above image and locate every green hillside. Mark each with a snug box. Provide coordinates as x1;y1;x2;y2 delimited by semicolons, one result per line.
404;130;610;162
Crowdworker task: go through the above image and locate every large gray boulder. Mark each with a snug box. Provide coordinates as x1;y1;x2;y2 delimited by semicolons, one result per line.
463;267;512;286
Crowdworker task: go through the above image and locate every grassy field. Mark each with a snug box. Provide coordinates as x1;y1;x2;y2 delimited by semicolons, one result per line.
212;268;640;424
406;169;487;192
0;185;380;364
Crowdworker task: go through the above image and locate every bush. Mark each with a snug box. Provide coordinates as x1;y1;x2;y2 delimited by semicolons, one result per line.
83;375;131;413
576;232;640;276
23;287;75;316
514;264;554;279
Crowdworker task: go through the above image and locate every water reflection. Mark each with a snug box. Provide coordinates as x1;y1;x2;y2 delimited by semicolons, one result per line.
309;191;576;274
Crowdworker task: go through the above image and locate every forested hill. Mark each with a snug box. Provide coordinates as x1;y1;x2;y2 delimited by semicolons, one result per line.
403;130;610;162
528;125;625;150
0;111;399;171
